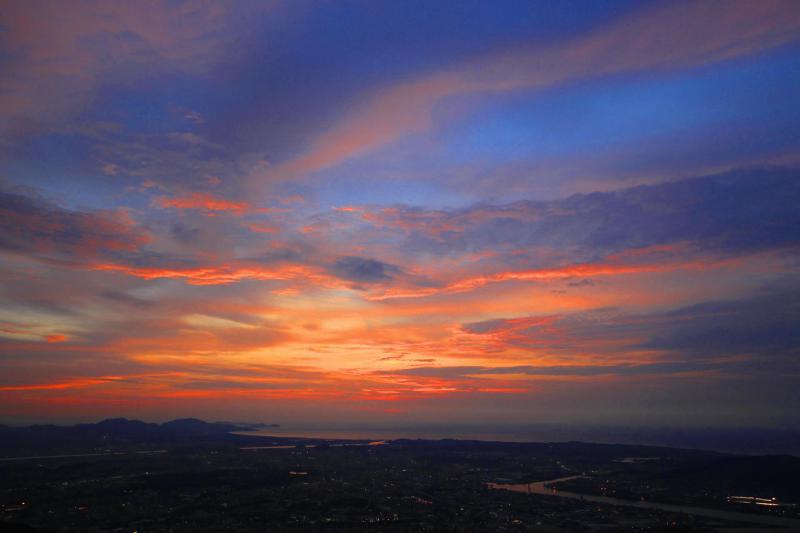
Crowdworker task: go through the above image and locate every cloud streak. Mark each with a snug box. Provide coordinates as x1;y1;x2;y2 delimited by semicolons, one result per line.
267;0;800;180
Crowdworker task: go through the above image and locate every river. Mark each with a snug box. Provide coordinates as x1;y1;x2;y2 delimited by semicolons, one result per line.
489;475;800;529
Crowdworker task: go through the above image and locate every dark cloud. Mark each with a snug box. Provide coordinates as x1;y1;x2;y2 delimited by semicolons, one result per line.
100;290;154;309
461;318;515;335
383;361;726;379
330;256;399;283
244;246;304;265
461;284;800;365
375;167;800;261
0;188;148;259
643;288;800;358
169;223;202;244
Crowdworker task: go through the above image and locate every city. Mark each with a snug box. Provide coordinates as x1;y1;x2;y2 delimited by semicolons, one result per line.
1;419;799;531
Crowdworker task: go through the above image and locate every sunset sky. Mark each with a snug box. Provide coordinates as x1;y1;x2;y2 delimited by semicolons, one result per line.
1;0;799;428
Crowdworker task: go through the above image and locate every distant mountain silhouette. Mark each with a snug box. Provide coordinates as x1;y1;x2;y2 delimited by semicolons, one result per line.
0;418;265;453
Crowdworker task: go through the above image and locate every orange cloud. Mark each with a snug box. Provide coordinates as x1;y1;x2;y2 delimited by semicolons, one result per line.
154;192;250;214
246;222;280;234
90;262;329;286
369;250;744;300
0;376;128;392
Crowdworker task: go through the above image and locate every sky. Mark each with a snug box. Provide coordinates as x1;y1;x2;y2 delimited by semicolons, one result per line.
1;0;799;428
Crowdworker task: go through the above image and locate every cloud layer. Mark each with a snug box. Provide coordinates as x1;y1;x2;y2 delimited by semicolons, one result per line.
1;1;799;427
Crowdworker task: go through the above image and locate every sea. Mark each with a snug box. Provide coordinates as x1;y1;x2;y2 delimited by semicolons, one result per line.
234;423;800;455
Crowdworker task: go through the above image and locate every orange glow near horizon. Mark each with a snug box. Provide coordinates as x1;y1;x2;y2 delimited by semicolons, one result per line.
1;247;789;421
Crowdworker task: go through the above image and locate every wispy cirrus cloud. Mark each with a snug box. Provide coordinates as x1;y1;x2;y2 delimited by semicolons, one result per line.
264;0;800;181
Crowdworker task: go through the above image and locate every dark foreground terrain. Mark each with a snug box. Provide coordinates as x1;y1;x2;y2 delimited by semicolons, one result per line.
1;419;798;532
